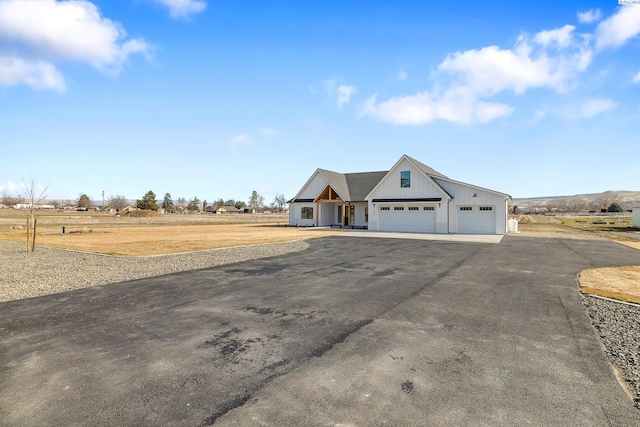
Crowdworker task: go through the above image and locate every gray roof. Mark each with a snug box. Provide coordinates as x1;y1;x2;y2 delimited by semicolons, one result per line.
405;155;448;179
318;169;388;202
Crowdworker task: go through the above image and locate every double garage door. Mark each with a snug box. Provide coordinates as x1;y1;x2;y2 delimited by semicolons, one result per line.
457;206;496;234
378;205;436;233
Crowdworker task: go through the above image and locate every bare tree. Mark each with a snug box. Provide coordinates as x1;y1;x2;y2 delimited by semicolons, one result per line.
108;195;129;211
593;192;621;212
1;192;18;207
22;178;50;252
273;193;287;213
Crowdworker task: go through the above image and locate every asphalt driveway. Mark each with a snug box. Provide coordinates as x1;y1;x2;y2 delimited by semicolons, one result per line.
1;236;639;426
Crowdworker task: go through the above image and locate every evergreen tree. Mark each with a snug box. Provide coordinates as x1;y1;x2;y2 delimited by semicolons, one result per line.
136;191;159;211
162;193;174;211
607;203;623;213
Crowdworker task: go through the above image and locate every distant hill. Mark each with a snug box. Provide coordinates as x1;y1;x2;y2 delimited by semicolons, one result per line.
510;190;640;213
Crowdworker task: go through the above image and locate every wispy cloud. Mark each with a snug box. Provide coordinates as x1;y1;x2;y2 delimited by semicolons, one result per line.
595;5;640;50
0;181;19;196
336;84;356;109
147;0;207;20
228;133;251;153
633;70;640;83
364;7;638;126
324;79;357;109
577;9;602;24
578;98;617;118
0;0;151;91
258;126;280;137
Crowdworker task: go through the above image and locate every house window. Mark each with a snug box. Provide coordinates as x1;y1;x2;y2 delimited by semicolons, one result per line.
301;207;314;219
424;206;435;211
394;207;404;211
408;207;419;211
350;206;355;224
365;207;368;222
480;206;493;211
460;206;472;211
380;207;390;211
400;171;410;188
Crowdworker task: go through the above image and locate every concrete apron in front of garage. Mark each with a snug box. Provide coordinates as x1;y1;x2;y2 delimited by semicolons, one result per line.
305;226;505;244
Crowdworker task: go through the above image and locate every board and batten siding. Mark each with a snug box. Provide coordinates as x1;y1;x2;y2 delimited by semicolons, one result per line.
289;203;315;227
296;171;330;200
367;158;449;233
433;178;508;234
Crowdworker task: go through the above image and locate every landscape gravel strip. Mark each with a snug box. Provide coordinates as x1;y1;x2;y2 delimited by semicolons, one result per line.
582;294;640;408
0;239;309;303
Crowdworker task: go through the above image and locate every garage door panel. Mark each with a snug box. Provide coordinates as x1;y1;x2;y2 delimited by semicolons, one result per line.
378;205;436;233
457;206;495;234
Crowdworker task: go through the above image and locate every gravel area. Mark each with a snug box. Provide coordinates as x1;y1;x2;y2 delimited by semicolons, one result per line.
582;294;640;408
0;239;309;302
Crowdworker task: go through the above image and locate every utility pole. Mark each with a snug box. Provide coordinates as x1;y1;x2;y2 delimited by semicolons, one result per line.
102;190;105;210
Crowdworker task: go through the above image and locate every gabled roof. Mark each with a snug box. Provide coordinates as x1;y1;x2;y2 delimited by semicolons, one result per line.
405;155;448;179
365;154;453;201
319;169;387;202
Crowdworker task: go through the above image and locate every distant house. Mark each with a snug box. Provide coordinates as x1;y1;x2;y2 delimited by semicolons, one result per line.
289;154;512;235
633;205;640;228
207;205;240;214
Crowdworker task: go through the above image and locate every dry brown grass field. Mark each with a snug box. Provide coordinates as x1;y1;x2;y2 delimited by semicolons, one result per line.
2;209;639;303
0;210;339;256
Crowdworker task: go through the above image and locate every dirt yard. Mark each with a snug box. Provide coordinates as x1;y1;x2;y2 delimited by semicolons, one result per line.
0;210;338;256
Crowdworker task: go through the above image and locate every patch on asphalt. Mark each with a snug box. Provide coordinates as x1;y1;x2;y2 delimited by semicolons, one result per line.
401;380;415;395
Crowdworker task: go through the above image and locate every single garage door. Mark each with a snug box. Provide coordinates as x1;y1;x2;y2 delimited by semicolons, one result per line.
457;206;495;234
378;205;436;233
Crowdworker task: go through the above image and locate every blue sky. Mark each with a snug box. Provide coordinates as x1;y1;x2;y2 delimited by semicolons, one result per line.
1;0;639;205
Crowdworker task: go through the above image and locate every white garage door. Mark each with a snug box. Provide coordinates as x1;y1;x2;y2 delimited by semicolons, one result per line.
378;205;436;233
457;206;495;234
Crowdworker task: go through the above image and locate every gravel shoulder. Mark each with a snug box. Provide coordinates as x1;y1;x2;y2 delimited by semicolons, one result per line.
0;239;309;302
582;295;640;408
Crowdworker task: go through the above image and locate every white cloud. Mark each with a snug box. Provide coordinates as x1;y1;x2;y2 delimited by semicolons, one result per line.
362;89;514;126
323;79;356;109
148;0;207;20
0;55;65;91
336;84;356;109
534;25;576;48
578;98;618;118
595;5;640;50
633;70;640;83
0;181;19;196
0;0;151;91
578;9;602;24
228;134;251;153
363;25;592;126
398;70;408;80
258;126;280;137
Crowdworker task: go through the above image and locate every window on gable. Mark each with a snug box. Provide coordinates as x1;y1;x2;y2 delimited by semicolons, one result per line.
400;171;410;188
301;207;314;219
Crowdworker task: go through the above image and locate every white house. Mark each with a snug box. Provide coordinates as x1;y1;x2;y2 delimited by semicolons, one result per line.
632;205;640;228
288;155;512;235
